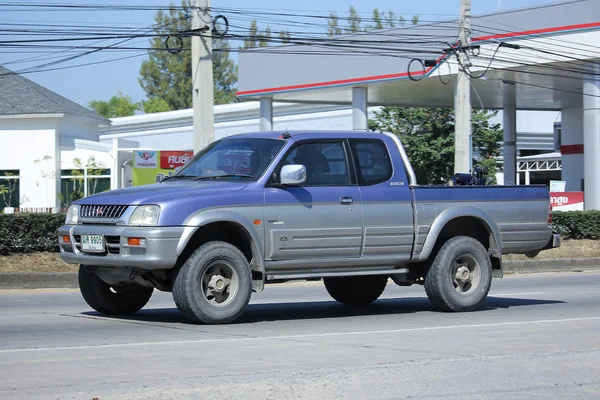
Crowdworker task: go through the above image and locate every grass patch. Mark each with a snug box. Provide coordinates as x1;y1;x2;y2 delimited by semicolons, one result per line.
0;253;77;273
1;240;599;273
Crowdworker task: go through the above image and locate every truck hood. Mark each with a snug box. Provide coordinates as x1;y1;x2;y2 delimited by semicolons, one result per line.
77;180;248;206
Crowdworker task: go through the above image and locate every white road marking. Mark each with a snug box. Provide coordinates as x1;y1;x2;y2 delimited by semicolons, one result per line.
1;316;599;354
489;292;545;297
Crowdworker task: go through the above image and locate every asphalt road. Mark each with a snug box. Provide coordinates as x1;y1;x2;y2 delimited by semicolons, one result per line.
1;273;600;400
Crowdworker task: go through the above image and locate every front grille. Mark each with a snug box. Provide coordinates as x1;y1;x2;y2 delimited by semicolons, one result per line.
80;205;128;219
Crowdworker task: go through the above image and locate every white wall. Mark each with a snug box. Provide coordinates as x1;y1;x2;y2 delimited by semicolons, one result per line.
0;116;112;211
0;116;60;209
58;116;103;141
101;107;378;150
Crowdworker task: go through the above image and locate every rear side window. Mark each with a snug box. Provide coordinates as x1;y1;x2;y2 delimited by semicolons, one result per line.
349;139;393;186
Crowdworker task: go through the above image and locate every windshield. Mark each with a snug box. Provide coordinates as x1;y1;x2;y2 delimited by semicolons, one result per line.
172;138;285;181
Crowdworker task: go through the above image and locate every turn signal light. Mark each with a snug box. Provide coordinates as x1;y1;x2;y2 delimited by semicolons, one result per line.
127;237;145;246
61;235;71;243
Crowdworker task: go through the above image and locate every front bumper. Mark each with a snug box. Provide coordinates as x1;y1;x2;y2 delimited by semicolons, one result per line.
58;224;186;269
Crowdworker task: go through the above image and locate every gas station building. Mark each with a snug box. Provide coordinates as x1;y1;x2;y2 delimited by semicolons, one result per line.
236;0;600;210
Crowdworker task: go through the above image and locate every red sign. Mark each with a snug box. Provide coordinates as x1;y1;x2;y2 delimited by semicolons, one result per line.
549;192;584;211
160;150;193;169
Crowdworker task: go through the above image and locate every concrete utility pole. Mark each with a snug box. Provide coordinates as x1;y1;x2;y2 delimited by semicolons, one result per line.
454;0;472;174
191;0;215;153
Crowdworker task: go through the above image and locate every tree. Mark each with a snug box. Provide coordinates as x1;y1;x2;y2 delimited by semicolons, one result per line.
345;6;362;33
327;13;342;37
139;0;238;108
241;21;285;49
278;30;291;44
88;92;139;118
142;97;172;114
368;107;502;185
327;7;419;35
368;9;384;30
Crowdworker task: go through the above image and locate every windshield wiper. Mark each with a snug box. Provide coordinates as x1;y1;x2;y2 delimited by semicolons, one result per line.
194;173;255;180
161;174;198;182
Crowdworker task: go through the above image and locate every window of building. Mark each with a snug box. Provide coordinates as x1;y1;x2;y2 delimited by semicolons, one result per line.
349;139;393;186
0;170;21;209
60;168;110;207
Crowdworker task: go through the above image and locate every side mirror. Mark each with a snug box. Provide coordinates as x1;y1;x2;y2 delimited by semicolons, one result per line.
280;164;306;185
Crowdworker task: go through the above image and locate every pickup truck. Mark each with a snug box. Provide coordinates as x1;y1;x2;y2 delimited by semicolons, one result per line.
58;130;560;324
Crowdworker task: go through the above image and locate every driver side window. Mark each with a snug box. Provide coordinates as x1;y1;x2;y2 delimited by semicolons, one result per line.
281;142;350;186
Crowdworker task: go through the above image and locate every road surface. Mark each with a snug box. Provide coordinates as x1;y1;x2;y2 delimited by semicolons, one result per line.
1;272;600;399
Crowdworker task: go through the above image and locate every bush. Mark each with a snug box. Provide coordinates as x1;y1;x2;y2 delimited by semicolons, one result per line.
0;210;598;256
0;213;66;255
552;211;600;240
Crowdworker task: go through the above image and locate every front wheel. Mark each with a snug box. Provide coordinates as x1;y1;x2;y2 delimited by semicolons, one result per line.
424;236;492;312
172;241;252;324
78;265;153;315
324;275;388;305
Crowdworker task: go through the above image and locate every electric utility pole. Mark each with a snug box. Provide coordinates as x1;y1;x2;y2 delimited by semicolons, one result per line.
191;0;215;153
454;0;472;174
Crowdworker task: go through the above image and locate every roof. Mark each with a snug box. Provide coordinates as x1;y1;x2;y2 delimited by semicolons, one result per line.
225;130;385;140
237;0;600;110
0;65;109;122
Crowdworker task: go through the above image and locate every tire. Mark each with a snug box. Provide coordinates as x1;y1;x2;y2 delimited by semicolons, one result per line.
324;275;387;305
78;265;153;315
424;236;492;312
172;241;252;324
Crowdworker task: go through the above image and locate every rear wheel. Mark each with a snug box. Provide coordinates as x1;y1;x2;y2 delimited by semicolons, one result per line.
324;275;387;305
172;241;252;324
424;236;492;312
78;265;153;315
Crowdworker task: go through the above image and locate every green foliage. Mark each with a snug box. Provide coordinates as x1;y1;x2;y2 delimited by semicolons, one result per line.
59;156;108;208
552;211;600;240
139;0;237;108
142;97;172;114
0;213;66;255
368;107;503;184
88;92;140;118
345;6;362;33
0;172;19;208
241;21;289;49
328;7;419;35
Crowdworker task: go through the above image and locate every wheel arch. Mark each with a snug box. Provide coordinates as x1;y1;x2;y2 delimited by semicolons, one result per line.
417;207;503;267
176;210;265;292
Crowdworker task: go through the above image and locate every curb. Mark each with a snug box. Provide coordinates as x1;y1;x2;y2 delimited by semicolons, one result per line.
1;258;600;290
503;257;600;274
0;272;78;289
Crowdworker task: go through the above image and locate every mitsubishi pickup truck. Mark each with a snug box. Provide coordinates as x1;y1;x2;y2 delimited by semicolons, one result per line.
58;130;560;324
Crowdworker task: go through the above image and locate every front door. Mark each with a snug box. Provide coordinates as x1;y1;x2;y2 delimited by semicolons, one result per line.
263;140;363;261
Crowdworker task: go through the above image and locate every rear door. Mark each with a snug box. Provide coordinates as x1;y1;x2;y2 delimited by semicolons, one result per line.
349;138;415;261
263;139;364;261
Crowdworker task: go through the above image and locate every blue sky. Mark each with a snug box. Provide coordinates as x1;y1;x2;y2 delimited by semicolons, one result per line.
0;0;557;108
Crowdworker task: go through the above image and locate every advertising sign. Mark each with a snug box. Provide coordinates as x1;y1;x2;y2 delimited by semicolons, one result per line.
132;150;193;186
549;192;584;211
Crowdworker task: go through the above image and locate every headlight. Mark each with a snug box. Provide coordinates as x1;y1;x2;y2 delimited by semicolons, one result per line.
129;205;160;226
65;204;80;224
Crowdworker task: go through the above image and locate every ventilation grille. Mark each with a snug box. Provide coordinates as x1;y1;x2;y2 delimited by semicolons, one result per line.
80;205;128;219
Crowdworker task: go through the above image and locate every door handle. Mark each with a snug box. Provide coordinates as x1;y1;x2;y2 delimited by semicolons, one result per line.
340;197;353;205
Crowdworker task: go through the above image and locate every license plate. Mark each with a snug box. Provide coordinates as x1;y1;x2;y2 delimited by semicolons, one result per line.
81;234;104;252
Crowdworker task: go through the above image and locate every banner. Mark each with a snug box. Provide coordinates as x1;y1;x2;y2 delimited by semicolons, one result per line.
549;192;584;211
132;150;193;186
